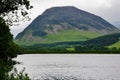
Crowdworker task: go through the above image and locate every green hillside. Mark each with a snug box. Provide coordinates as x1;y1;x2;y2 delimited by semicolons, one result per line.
44;29;101;43
82;33;120;47
15;6;120;46
22;33;120;53
108;40;120;48
15;29;101;45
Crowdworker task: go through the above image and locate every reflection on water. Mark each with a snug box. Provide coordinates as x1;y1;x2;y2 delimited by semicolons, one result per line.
14;54;120;80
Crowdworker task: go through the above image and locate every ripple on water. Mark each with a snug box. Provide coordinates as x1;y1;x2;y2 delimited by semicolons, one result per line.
14;54;120;80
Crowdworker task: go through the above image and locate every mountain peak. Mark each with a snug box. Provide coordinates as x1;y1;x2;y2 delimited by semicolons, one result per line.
47;6;77;9
44;6;78;11
42;6;88;16
15;6;120;45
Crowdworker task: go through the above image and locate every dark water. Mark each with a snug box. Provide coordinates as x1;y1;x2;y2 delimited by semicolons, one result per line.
14;54;120;80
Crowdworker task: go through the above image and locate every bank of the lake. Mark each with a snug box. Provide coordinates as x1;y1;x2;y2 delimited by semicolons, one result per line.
24;52;120;54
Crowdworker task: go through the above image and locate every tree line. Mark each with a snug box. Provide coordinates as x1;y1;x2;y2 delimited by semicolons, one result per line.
23;33;120;53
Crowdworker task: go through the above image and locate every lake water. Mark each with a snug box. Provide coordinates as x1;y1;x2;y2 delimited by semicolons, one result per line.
14;54;120;80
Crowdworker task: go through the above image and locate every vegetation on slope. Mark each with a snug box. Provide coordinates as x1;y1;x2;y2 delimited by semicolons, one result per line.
82;33;120;47
22;33;120;53
15;29;101;45
44;29;101;43
108;40;120;48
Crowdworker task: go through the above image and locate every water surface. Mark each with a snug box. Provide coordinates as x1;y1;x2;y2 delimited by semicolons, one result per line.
14;54;120;80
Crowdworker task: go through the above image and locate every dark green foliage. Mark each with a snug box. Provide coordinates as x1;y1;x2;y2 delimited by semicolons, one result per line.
0;17;24;59
7;68;30;80
82;33;120;47
0;0;32;59
0;0;31;14
75;46;109;53
75;33;120;53
22;41;82;53
29;41;82;47
0;17;18;59
0;60;15;80
0;0;33;26
7;42;21;58
0;60;30;80
0;0;31;79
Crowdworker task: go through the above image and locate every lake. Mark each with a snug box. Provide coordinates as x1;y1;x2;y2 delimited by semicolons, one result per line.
14;54;120;80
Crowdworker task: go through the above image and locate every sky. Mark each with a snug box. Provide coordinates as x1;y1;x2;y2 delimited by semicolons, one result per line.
10;0;120;37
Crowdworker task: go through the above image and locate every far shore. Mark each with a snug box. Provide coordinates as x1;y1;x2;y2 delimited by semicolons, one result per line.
20;52;120;55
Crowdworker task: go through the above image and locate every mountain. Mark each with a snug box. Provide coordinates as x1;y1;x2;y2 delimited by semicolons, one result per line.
15;6;119;45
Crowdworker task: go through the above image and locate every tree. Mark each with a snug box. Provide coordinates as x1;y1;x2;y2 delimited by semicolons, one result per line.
0;0;32;59
0;1;32;80
0;17;13;59
0;0;32;25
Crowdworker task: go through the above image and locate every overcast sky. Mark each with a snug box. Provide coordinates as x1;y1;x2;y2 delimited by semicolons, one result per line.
10;0;120;37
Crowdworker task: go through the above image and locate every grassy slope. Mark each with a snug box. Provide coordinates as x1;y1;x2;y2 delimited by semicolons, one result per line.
43;29;101;43
108;40;120;48
15;29;101;45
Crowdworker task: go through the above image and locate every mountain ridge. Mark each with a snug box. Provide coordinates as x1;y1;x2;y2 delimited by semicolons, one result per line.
15;6;120;45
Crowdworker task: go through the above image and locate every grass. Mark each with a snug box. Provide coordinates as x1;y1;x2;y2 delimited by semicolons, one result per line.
66;48;75;51
43;29;101;43
15;29;101;45
108;40;120;48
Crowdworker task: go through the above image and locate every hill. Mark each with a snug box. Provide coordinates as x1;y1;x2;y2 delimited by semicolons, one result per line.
108;41;120;48
82;33;120;47
22;33;120;53
15;6;119;45
15;29;101;45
